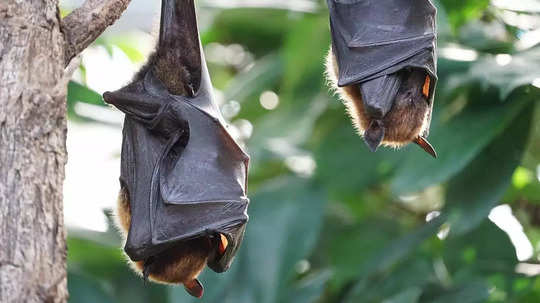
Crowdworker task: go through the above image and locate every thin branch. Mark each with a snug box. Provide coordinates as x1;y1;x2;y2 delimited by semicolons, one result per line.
61;0;132;66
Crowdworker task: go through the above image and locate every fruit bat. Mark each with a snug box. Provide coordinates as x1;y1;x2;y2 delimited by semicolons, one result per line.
102;0;249;298
325;0;438;158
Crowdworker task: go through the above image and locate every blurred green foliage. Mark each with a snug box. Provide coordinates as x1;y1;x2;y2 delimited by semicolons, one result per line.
66;0;540;302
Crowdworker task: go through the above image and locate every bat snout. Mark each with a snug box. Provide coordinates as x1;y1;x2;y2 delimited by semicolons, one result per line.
363;119;385;152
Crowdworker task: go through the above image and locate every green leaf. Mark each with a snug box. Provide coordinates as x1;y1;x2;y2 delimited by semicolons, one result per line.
444;221;517;274
67;81;104;106
344;217;444;303
460;48;540;100
68;272;114;303
425;282;490;303
67;237;124;278
284;271;332;303
345;259;435;303
68;235;170;303
438;0;490;31
315;123;403;198
392;95;529;194
382;287;422;303
326;217;402;287
444;101;535;236
280;16;330;96
202;9;296;56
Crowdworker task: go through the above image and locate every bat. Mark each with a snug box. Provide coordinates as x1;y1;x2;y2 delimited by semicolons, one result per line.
325;0;438;158
102;0;250;298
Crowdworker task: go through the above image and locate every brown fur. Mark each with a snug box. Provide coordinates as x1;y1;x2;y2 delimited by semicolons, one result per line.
325;48;430;148
134;49;198;97
115;187;210;286
133;0;201;96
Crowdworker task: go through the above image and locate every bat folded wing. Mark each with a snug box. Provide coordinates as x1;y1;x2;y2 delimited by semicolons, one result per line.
152;98;249;272
328;0;438;90
104;71;249;271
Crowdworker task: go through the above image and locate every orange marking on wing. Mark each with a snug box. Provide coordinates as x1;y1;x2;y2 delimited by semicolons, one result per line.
423;75;430;98
218;234;228;255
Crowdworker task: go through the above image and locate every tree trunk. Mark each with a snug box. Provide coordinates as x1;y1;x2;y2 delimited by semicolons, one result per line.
0;1;68;302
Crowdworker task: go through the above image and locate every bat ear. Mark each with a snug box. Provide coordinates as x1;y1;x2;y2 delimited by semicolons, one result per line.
184;278;204;298
363;120;385;152
103;90;160;118
414;136;437;158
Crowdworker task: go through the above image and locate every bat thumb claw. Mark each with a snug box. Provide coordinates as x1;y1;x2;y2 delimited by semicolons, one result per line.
218;233;229;255
414;136;437;158
184;279;204;298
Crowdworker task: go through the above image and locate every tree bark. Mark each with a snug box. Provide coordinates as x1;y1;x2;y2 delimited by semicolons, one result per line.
0;0;129;302
0;0;68;302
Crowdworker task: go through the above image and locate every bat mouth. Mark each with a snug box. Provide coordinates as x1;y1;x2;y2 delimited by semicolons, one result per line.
355;69;436;157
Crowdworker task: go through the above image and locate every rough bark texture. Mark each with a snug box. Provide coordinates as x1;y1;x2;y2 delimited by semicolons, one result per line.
62;0;132;65
0;0;130;301
0;0;69;302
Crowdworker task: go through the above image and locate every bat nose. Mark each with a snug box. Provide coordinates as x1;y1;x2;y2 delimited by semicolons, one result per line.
359;73;402;118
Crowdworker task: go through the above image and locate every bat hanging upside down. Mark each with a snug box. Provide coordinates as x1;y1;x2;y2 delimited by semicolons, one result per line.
103;0;249;298
325;0;439;158
326;52;437;157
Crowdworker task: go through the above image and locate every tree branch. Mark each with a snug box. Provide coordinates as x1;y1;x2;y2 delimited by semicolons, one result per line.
61;0;132;66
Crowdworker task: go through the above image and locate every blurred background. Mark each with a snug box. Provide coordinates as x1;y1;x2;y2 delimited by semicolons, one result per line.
60;0;540;302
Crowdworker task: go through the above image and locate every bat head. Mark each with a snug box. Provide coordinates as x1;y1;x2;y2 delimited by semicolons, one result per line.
326;50;437;158
115;187;231;298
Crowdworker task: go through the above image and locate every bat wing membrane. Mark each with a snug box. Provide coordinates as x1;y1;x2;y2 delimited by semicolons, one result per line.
104;68;249;270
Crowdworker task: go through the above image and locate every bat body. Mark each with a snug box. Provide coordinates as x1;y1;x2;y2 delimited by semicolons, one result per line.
103;0;249;298
325;0;438;157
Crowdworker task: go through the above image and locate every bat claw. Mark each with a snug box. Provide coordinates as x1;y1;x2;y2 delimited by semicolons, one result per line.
414;136;437;158
184;278;204;298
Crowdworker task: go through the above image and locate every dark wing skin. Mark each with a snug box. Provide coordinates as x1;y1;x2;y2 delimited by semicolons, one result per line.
327;0;438;138
103;0;249;274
